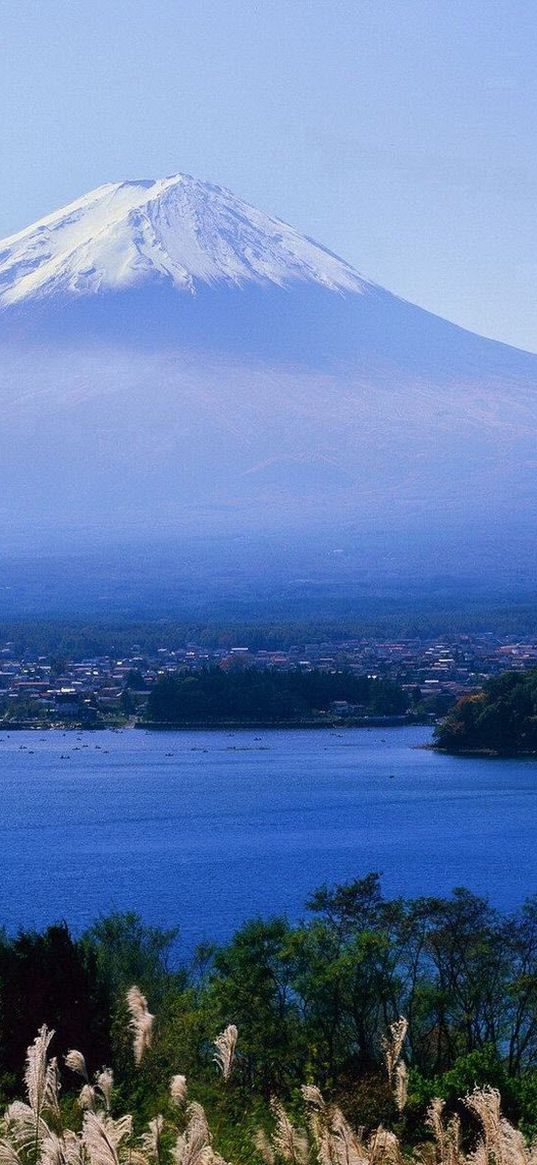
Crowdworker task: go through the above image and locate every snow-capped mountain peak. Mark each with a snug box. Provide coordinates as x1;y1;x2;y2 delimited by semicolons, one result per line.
0;174;367;305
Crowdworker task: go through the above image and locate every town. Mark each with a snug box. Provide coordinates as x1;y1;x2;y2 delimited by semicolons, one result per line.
1;629;536;727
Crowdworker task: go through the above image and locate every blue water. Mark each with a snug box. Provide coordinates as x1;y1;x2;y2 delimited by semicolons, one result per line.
0;725;535;953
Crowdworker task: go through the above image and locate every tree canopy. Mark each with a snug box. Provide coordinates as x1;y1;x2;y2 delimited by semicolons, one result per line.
3;879;537;1142
435;668;537;754
146;667;408;724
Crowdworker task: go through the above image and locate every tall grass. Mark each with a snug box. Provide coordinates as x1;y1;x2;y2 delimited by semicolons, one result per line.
0;990;535;1165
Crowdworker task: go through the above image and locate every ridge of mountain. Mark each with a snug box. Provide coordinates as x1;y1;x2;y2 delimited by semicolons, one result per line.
0;174;367;305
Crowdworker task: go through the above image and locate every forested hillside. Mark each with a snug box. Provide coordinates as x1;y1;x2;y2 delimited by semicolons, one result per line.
435;668;537;754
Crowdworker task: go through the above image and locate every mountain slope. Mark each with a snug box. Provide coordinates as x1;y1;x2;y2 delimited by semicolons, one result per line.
0;175;365;303
0;173;536;583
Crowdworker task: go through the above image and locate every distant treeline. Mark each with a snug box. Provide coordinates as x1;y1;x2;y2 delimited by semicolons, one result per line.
3;600;537;658
435;667;537;754
145;667;408;723
3;876;537;1143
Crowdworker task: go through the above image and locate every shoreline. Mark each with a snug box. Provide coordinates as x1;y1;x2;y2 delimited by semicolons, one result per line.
433;745;537;759
139;715;414;731
0;715;428;733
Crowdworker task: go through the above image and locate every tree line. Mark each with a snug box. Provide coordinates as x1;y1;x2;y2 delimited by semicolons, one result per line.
3;877;537;1145
4;601;537;660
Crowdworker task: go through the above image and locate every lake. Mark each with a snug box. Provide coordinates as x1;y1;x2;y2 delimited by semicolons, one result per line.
0;724;535;954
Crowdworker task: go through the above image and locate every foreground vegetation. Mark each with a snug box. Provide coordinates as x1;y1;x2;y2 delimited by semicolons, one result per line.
1;1012;534;1165
435;667;537;754
3;877;537;1159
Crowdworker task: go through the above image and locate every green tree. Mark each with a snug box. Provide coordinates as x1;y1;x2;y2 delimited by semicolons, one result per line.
207;918;304;1096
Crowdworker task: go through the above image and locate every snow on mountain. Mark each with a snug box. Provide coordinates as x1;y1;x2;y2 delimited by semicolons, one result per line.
0;172;537;584
0;174;366;305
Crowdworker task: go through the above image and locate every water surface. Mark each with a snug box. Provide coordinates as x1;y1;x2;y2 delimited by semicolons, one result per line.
0;725;535;952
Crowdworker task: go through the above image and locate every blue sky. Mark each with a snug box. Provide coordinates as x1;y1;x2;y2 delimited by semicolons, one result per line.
1;0;536;350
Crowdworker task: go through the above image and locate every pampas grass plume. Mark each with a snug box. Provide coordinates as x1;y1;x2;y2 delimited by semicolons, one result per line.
24;1026;56;1115
65;1052;88;1082
213;1026;238;1082
381;1018;408;1085
96;1070;114;1113
139;1115;164;1165
78;1085;96;1113
254;1129;275;1165
170;1076;188;1107
395;1062;408;1113
0;1141;21;1165
126;987;155;1065
300;1085;325;1111
82;1111;132;1165
172;1102;211;1165
270;1099;309;1165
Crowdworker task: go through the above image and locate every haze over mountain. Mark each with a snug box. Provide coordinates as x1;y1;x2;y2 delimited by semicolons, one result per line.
1;172;536;597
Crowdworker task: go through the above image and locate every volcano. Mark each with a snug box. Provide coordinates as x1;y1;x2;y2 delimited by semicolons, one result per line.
0;173;536;581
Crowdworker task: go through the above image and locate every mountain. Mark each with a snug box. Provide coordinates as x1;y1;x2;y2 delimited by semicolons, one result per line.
0;176;365;303
0;173;536;589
